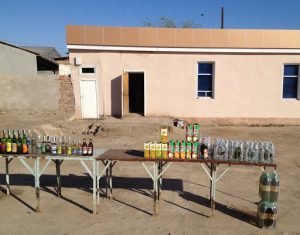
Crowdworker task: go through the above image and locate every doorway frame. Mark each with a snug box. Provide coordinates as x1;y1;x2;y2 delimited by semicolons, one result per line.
79;78;99;119
122;70;147;116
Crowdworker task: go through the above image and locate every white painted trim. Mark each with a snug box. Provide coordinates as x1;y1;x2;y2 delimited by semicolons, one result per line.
68;44;300;54
79;65;96;76
79;79;99;119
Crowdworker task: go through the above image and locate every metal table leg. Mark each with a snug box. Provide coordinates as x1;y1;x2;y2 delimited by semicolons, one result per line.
54;160;63;197
109;161;113;199
5;158;12;195
153;162;158;216
35;158;41;212
92;159;97;214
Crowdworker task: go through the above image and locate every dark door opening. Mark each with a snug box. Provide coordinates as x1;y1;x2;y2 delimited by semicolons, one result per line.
128;72;144;115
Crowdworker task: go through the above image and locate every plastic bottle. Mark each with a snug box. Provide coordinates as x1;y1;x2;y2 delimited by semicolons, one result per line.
270;171;279;202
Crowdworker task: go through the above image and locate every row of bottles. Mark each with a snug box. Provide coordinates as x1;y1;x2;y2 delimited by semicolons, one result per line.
0;130;93;156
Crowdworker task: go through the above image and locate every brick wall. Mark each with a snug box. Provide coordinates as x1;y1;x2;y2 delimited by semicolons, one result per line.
58;75;75;113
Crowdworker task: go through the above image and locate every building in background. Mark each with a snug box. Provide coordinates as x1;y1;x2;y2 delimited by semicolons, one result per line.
66;25;300;120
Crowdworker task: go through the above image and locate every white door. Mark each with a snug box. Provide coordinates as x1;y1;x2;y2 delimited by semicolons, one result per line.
80;80;98;118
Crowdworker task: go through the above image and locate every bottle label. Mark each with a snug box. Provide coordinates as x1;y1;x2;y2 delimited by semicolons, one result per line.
72;148;77;155
88;147;93;155
6;143;12;152
67;147;72;155
82;146;87;155
22;144;28;153
51;146;57;155
57;146;62;155
12;143;17;153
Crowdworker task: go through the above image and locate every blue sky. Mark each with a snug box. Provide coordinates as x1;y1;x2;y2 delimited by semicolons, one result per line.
1;0;300;55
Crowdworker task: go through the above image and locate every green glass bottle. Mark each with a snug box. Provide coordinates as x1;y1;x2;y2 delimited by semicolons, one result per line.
6;130;12;154
22;130;28;154
17;130;22;154
1;130;6;154
41;136;46;154
12;130;17;154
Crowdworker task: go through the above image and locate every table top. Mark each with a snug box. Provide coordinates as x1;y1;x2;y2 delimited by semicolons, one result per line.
96;149;277;168
0;148;107;160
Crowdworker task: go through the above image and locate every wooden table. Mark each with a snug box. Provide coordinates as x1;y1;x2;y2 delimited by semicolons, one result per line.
96;149;277;216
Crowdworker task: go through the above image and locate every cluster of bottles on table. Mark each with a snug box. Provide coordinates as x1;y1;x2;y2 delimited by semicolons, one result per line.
257;171;279;228
144;124;210;159
0;130;93;156
144;123;275;163
212;139;275;163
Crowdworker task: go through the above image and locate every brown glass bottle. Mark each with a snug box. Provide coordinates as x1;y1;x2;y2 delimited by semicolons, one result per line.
87;139;93;156
82;138;87;156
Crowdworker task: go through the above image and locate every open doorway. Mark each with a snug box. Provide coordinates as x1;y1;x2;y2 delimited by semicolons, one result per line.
128;72;144;115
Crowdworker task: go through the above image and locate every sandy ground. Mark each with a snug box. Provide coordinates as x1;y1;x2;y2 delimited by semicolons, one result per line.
0;113;299;235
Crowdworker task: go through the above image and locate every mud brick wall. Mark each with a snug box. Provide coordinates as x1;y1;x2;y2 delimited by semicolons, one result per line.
58;75;75;113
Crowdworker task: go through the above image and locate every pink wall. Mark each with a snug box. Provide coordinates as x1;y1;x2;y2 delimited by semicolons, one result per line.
70;51;300;118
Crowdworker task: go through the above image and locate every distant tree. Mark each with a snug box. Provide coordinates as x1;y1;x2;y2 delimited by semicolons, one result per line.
181;19;201;28
142;16;201;28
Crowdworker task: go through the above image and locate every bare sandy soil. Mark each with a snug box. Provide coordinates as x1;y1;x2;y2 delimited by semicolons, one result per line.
0;113;299;235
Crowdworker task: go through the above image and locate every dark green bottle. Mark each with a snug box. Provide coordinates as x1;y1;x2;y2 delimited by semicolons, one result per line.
270;171;279;202
12;130;17;154
17;130;22;154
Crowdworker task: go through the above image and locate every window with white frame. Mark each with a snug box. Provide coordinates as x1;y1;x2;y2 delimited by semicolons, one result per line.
197;62;214;98
80;66;96;75
282;65;299;99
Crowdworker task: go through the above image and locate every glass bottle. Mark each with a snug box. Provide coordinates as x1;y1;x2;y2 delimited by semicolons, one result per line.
82;138;87;156
0;130;6;154
57;137;62;155
27;129;32;154
62;136;67;155
36;136;42;154
46;136;51;153
67;137;72;155
17;130;22;154
71;139;77;155
41;136;46;154
6;130;12;154
77;138;82;156
88;138;93;156
22;130;28;154
12;130;17;154
51;136;58;155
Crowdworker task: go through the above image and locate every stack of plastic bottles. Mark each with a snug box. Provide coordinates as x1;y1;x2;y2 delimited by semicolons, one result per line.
257;171;280;228
212;139;275;163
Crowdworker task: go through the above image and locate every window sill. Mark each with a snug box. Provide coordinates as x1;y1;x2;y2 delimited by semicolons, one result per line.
282;98;299;100
197;97;214;100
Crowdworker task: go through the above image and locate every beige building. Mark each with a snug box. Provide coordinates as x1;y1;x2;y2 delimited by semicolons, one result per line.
66;25;300;120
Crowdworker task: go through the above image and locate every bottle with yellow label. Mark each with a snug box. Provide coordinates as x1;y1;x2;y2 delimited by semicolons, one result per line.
6;130;12;154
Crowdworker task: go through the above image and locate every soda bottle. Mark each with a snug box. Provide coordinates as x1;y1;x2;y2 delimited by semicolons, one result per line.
88;139;93;156
82;138;87;156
